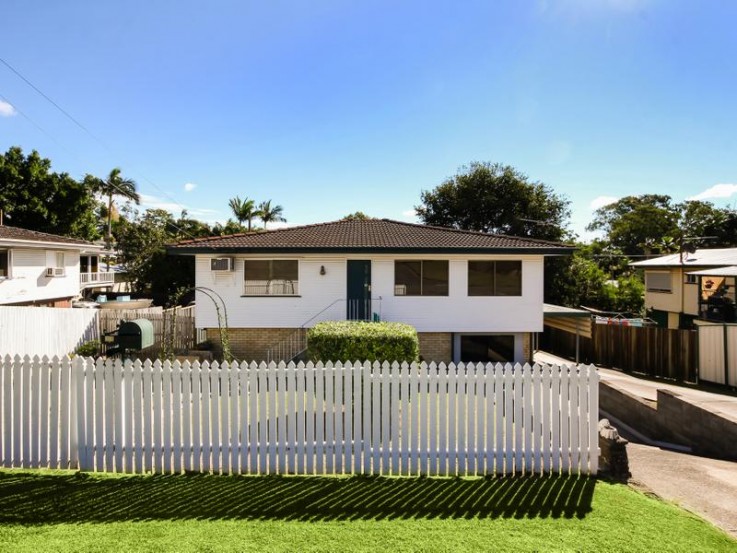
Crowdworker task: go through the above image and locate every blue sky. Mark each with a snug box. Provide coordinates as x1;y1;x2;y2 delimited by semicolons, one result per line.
1;0;736;240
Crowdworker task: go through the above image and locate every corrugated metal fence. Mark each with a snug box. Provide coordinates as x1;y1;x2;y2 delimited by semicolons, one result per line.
0;356;600;476
698;323;737;386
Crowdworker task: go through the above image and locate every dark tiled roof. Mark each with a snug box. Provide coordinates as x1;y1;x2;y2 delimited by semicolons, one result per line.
0;225;94;246
168;219;574;254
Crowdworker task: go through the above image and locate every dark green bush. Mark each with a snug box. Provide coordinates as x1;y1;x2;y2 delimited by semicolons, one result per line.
307;321;419;363
74;339;100;357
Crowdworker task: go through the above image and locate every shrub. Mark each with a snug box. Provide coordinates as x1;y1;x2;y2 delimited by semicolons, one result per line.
74;339;101;357
307;321;419;363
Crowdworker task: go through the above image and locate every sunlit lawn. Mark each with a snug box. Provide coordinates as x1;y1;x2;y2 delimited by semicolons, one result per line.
0;469;734;552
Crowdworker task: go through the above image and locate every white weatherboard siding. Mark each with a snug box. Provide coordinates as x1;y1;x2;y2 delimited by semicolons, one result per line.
195;254;545;332
0;248;81;305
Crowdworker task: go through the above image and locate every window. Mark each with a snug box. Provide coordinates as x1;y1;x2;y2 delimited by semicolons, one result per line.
394;260;448;296
646;271;672;293
56;252;65;268
685;274;698;285
468;261;522;296
244;260;298;295
0;250;8;278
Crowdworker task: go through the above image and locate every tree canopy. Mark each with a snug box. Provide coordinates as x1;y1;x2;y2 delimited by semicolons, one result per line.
0;146;99;240
228;196;258;231
83;167;140;240
588;195;737;255
416;162;571;242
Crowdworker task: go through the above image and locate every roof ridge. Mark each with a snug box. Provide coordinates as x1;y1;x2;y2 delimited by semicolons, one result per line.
379;218;572;247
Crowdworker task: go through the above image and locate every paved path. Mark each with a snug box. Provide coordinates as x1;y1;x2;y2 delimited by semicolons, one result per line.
533;351;737;539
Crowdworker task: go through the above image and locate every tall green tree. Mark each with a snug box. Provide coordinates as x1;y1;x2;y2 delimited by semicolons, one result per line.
115;209;201;306
416;162;571;241
83;167;140;241
587;195;737;255
228;196;258;231
587;195;680;256
258;200;286;229
0;146;99;240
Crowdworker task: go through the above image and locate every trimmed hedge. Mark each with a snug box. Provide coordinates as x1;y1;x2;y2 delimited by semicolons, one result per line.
307;321;419;363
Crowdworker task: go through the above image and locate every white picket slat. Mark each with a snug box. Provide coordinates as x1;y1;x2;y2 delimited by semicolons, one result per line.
0;358;600;476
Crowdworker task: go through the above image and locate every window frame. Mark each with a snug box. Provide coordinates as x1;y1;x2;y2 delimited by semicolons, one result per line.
467;260;523;297
645;271;672;293
242;258;300;297
394;260;449;297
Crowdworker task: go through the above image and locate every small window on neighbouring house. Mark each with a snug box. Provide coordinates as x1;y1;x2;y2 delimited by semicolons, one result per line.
244;260;299;295
55;252;64;268
394;260;448;296
0;250;8;278
468;261;522;296
646;271;672;293
685;274;698;284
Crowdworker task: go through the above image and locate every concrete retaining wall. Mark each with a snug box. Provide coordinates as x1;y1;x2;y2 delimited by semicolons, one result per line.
600;381;737;461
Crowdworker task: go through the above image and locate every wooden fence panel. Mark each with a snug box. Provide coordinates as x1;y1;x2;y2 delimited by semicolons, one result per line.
592;324;697;383
0;356;600;476
98;306;196;356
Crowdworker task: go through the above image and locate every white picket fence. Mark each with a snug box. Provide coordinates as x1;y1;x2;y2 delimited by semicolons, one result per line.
0;356;599;476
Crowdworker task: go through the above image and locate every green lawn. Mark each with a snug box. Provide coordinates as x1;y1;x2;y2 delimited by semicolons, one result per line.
0;470;734;552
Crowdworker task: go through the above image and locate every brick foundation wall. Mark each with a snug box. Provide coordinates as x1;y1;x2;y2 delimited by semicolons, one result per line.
418;332;452;364
206;327;301;362
522;333;532;363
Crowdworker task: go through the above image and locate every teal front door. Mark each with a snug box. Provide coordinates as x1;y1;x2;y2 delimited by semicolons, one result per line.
347;260;371;320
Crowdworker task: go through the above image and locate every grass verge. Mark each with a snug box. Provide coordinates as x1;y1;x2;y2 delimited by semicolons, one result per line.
0;470;734;552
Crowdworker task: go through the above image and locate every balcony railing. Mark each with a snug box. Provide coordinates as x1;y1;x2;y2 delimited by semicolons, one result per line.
80;272;115;287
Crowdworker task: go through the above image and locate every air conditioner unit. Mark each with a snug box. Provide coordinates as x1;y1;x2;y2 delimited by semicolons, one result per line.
210;257;234;272
46;267;65;277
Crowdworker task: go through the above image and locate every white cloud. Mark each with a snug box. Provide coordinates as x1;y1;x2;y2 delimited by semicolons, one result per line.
402;209;417;219
183;182;197;192
590;196;618;210
0;100;17;117
687;184;737;202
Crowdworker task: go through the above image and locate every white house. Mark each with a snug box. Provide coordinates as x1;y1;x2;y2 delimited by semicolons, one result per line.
169;219;573;363
0;225;112;307
631;248;737;329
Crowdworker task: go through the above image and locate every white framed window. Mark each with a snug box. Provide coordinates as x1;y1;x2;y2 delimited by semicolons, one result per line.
394;260;449;296
646;271;672;293
244;259;299;296
685;274;698;285
468;260;522;296
56;251;65;268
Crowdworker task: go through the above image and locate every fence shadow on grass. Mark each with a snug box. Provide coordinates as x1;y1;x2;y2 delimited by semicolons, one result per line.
0;472;595;524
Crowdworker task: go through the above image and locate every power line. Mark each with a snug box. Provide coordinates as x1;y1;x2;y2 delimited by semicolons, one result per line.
0;57;201;240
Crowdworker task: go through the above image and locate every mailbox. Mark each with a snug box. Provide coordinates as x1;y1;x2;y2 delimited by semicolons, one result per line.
117;319;154;350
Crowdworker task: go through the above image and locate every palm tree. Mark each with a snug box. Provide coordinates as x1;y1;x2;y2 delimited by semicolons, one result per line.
228;196;258;231
258;200;286;229
85;168;140;240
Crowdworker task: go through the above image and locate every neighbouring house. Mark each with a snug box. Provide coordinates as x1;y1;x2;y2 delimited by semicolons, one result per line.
630;248;737;329
167;219;574;364
0;225;114;307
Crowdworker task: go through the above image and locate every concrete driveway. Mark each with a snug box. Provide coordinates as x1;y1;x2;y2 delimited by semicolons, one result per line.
627;441;737;539
533;351;737;540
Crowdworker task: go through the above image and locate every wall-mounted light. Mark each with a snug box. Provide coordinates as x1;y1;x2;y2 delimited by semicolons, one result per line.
320;265;326;276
